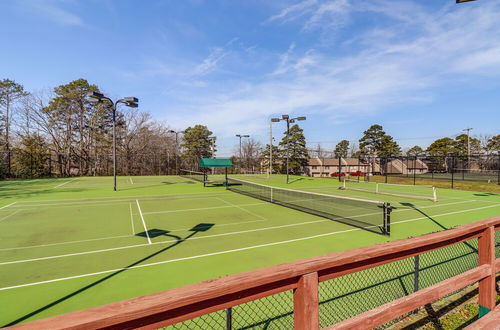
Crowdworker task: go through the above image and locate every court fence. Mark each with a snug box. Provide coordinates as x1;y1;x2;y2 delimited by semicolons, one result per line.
305;154;500;187
0;151;188;179
9;215;500;329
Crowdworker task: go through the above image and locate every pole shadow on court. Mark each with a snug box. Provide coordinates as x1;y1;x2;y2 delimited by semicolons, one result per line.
4;223;214;327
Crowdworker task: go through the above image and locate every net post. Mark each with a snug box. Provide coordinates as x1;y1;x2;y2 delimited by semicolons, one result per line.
375;183;379;194
432;187;437;202
384;202;391;235
338;157;342;182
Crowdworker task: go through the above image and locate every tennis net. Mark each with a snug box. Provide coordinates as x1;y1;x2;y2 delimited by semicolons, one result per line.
180;169;207;183
227;177;391;235
341;179;437;202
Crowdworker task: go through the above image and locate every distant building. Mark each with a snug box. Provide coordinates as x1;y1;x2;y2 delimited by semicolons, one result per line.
305;158;371;177
384;159;429;175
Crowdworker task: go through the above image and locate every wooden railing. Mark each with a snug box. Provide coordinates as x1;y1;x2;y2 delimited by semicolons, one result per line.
8;216;500;330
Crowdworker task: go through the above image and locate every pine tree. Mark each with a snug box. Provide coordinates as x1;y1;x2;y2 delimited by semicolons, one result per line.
278;124;308;174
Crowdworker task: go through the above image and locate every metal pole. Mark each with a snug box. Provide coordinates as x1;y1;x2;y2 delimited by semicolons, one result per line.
175;133;179;175
270;126;273;176
414;255;420;292
239;136;242;173
286;119;290;184
226;307;232;330
112;104;117;191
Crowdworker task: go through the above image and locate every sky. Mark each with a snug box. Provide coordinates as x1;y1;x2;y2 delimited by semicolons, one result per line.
1;0;499;157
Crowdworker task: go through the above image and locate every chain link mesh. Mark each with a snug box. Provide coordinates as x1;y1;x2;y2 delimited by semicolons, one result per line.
164;233;497;329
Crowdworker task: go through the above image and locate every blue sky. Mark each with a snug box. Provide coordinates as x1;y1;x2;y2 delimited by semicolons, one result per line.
1;0;499;156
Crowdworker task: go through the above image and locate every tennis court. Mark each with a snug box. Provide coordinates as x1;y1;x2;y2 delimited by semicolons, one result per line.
0;175;499;326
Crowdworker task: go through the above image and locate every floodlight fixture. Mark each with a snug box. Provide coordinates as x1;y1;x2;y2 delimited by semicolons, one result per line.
271;118;280;122
123;97;139;103
126;102;138;108
89;91;105;99
297;116;306;121
282;114;289;120
456;0;476;3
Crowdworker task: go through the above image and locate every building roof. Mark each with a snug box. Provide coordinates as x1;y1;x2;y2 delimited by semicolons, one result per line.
199;158;233;167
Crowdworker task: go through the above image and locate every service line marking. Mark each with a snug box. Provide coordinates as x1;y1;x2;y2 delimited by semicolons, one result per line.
0;202;17;211
136;200;151;244
1;203;499;291
0;210;20;222
129;203;135;235
52;179;77;189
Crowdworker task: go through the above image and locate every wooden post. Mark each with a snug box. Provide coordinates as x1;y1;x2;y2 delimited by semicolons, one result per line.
294;272;319;330
478;226;496;317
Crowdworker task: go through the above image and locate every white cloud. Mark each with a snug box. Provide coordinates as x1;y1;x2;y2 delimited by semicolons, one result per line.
164;0;500;146
193;47;228;76
25;0;84;26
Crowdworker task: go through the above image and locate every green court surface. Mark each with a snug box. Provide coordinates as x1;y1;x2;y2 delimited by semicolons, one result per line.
0;175;499;326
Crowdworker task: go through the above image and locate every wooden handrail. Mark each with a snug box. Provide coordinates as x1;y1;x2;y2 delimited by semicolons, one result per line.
7;216;500;330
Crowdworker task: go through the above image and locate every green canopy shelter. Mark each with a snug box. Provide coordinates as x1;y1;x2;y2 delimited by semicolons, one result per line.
198;158;233;186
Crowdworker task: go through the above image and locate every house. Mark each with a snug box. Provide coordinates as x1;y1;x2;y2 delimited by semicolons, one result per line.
305;158;371;177
384;159;429;175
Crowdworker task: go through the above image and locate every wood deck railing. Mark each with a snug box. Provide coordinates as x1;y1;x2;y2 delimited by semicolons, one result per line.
8;216;500;330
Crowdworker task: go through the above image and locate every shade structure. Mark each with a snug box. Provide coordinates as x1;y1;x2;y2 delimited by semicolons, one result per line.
199;158;233;168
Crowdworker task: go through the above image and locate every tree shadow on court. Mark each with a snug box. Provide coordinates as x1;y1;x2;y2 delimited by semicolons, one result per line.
4;223;214;327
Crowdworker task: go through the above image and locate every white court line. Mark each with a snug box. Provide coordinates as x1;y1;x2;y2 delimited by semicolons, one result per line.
216;197;268;221
1;201;496;266
12;196;219;208
0;210;20;222
12;191;228;204
0;235;132;252
143;201;268;215
0;202;17;211
129;203;135;235
0;199;472;252
136;200;151;244
130;177;134;185
52;179;78;189
1;203;499;291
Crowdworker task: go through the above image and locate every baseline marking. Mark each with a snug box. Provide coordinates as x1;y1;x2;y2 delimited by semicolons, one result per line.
136;200;151;244
2;203;498;291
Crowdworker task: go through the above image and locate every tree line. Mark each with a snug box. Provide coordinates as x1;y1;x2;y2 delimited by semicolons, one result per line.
1;77;498;178
314;124;499;159
0;78;221;178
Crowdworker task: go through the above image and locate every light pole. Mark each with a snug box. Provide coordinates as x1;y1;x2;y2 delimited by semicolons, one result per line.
235;134;249;173
272;115;306;184
88;92;138;191
270;118;281;177
168;130;185;175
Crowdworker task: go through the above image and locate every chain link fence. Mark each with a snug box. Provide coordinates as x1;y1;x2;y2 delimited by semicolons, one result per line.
306;154;499;186
162;233;499;329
